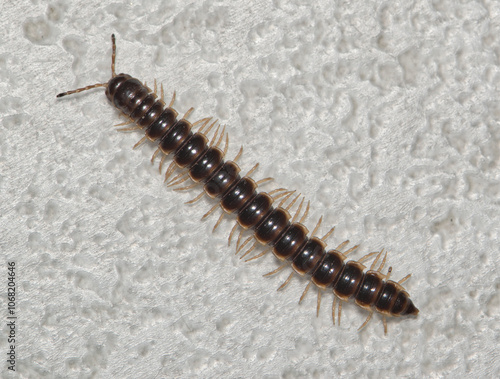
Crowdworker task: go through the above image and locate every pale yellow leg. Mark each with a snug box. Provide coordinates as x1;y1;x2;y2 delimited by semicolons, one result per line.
202;203;219;220
228;223;239;246
185;191;204;205
317;290;322;317
299;282;312;304
277;272;294;291
233;146;243;162
183;107;194;119
358;312;373;331
398;273;411;284
240;242;257;260
263;263;287;277
245;248;271;263
321;226;335;242
133;136;147;149
299;201;310;224
213;212;225;232
311;216;323;237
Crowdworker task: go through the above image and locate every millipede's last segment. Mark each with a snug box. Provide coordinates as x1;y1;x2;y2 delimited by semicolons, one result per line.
57;35;418;334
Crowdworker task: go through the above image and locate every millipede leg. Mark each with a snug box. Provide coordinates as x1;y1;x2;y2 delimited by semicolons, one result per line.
202;202;219;220
256;177;273;186
185;191;204;205
151;148;161;164
263;263;287;277
271;189;293;201
332;296;337;325
202;119;218;137
277;191;296;208
236;229;244;251
115;120;134;127
398;273;411;284
222;133;229;157
317;289;322;317
213;212;225;232
343;244;359;256
245;163;259;178
174;182;199;192
164;161;177;182
285;193;301;211
236;236;253;255
299;201;311;224
311;216;323;237
268;188;287;197
277;272;294;291
183;107;194;119
154;79;158;95
376;251;388;272
358;312;373;331
369;251;383;270
233;146;243;162
158;154;166;173
383;316;388;335
228;223;239;246
209;124;221;146
117;125;142;132
168;174;190;187
167;171;189;186
214;125;226;148
192;117;212;130
160;83;164;102
299;281;312;304
336;240;350;251
168;91;176;108
358;251;379;264
133;136;147;149
338;300;343;326
320;226;335;242
245;248;271;263
240;242;257;260
291;197;306;223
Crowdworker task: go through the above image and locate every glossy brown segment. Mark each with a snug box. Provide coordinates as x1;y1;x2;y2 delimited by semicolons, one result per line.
146;107;178;141
237;193;273;229
333;261;365;300
204;161;240;198
130;94;156;121
273;223;308;260
189;147;224;183
174;133;208;168
292;237;325;275
159;120;192;154
375;281;398;314
255;208;290;245
355;271;384;309
391;291;410;315
138;101;164;128
311;250;345;289
220;177;257;213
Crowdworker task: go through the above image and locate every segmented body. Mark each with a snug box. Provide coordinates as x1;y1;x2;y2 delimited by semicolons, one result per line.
57;35;418;333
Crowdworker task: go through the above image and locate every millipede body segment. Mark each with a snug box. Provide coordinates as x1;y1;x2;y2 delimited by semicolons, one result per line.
57;35;418;334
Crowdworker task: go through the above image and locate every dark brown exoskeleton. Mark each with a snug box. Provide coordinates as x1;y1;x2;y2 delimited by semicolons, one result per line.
57;35;418;334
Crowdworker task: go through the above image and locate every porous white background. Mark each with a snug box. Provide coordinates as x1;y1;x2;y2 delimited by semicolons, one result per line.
1;0;499;378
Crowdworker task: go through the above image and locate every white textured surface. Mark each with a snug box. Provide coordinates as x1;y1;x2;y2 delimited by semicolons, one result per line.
1;0;499;378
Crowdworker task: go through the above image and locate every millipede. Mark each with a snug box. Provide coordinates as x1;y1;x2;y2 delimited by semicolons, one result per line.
57;34;418;334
